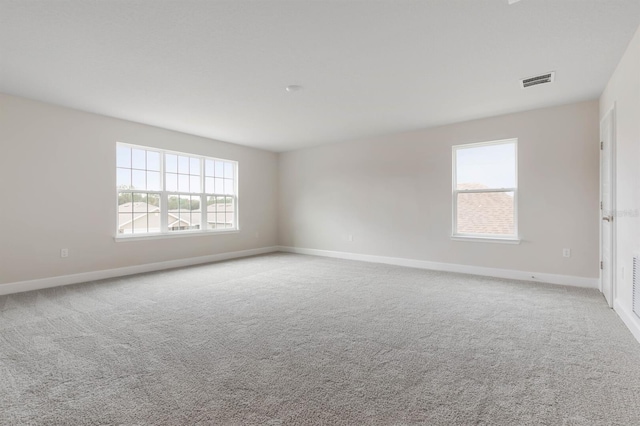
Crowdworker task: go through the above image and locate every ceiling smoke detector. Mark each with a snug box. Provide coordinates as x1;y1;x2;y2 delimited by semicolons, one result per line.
520;72;555;89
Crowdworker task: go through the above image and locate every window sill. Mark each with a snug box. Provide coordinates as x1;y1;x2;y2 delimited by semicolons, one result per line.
114;229;239;242
451;235;521;244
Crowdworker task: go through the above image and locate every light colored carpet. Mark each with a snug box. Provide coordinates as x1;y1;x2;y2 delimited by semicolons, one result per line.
1;253;639;425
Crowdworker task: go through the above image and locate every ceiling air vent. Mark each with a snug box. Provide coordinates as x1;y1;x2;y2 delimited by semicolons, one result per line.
520;72;555;88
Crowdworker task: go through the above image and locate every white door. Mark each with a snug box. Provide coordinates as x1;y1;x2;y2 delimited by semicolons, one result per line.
600;108;615;307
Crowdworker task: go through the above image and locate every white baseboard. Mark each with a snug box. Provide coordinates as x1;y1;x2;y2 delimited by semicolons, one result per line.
1;244;599;297
0;246;279;296
277;246;599;289
614;299;640;344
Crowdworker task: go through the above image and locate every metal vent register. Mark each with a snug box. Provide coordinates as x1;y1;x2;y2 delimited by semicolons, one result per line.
520;72;555;88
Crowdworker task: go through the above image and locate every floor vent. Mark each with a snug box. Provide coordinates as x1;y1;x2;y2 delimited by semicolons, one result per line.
521;72;555;88
633;256;640;319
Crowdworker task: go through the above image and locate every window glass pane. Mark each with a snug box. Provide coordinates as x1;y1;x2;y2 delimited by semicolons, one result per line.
215;161;224;177
205;160;214;177
178;209;188;226
214;178;224;194
147;151;160;171
132;149;146;170
166;154;177;173
208;197;220;228
178;174;189;192
224;179;234;195
131;194;149;234
190;158;200;175
205;177;215;194
117;194;133;235
117;168;131;188
119;220;132;234
224;162;234;179
166;173;178;192
147;171;161;191
168;195;179;210
456;191;515;236
168;213;178;229
146;194;161;233
190;195;200;211
118;194;133;211
168;195;199;231
190;175;201;193
168;195;180;231
133;213;148;234
178;156;189;174
206;196;216;229
148;211;161;233
132;170;146;190
225;197;233;214
227;197;235;229
216;212;226;227
174;195;194;211
146;194;160;209
456;142;516;190
133;195;148;212
117;146;131;168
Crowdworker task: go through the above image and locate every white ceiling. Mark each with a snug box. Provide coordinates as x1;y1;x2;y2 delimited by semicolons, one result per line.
1;1;639;152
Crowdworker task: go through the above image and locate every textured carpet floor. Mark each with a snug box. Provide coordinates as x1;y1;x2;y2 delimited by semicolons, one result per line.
1;253;639;425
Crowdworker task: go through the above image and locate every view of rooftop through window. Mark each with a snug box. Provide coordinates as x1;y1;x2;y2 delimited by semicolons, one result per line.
453;140;517;238
116;144;237;236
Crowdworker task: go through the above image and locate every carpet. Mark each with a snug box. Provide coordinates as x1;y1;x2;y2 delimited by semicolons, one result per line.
1;253;639;425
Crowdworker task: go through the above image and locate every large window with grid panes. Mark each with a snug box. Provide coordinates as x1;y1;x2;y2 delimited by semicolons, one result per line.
116;143;237;238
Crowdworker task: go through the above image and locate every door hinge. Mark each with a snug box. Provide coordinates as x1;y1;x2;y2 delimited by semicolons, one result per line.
600;201;603;210
600;261;603;270
601;141;604;150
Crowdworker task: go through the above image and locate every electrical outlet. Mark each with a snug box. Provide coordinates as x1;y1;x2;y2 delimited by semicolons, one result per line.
562;248;571;258
60;248;69;258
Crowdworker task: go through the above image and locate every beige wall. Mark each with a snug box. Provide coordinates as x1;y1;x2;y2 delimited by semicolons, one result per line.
0;94;278;284
0;94;603;286
279;101;600;279
600;26;640;315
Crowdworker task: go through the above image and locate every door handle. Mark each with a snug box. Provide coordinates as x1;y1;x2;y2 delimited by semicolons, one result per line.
602;216;613;222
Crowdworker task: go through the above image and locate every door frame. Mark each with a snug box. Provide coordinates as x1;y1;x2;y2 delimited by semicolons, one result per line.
599;103;616;306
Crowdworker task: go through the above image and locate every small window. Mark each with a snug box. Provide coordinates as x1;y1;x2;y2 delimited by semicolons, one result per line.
117;143;237;238
452;139;517;240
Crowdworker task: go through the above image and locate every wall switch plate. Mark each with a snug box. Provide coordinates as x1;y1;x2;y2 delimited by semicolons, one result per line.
562;248;571;258
60;248;69;258
347;234;353;242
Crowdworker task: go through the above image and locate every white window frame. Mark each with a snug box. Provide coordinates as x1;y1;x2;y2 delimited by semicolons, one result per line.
451;138;519;243
115;142;239;241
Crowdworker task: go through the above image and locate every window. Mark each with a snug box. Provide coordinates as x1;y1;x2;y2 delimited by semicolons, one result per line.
452;139;517;240
116;143;237;238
